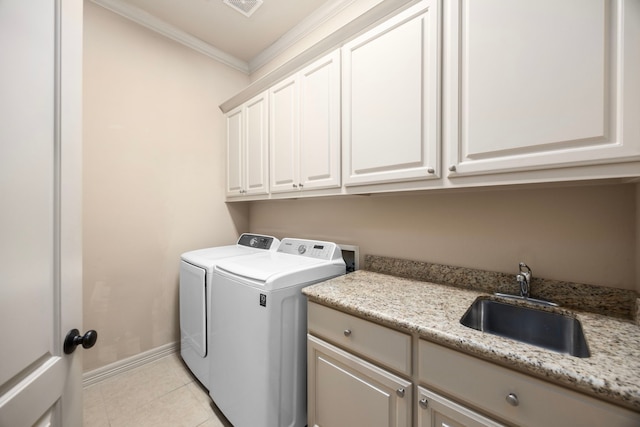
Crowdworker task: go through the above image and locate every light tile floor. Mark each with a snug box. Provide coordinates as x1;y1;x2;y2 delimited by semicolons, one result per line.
83;354;232;427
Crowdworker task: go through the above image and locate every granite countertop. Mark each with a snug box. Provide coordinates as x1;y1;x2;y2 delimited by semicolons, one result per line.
302;269;640;412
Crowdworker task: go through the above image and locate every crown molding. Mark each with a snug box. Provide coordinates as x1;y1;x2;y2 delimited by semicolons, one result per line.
90;0;250;74
248;0;358;74
220;0;418;113
91;0;417;82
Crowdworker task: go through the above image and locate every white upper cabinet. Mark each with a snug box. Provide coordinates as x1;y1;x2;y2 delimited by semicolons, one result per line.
270;50;341;194
269;76;298;193
226;91;269;198
224;0;640;201
445;0;640;177
342;0;441;186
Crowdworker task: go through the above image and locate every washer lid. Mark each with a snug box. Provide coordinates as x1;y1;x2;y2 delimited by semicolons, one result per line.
216;251;326;282
214;238;345;289
180;234;280;268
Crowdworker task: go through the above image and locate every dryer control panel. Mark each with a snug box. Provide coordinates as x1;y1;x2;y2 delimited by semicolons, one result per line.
277;238;342;261
238;233;278;250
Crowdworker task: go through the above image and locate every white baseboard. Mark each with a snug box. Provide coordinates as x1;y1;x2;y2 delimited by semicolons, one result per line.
83;341;179;387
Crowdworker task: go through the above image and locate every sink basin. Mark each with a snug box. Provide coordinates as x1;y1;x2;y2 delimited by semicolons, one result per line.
460;298;590;358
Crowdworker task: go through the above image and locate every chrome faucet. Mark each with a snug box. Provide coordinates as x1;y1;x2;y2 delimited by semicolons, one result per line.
495;262;557;306
517;262;532;298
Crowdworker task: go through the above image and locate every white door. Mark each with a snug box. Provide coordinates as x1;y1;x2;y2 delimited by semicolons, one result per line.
0;1;84;426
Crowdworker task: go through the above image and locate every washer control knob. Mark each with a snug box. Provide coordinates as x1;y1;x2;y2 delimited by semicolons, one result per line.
298;245;307;254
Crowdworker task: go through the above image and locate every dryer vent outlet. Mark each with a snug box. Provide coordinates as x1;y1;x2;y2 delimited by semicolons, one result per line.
338;244;359;273
223;0;263;17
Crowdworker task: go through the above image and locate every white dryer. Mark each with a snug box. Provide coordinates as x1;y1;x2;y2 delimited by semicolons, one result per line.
209;238;345;427
179;233;279;389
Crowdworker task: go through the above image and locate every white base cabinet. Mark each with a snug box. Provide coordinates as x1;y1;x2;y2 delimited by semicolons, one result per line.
417;387;504;427
306;301;640;427
308;335;411;427
419;340;640;427
307;302;412;427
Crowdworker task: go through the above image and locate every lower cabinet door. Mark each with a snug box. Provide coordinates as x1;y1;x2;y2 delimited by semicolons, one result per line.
308;335;411;427
418;387;505;427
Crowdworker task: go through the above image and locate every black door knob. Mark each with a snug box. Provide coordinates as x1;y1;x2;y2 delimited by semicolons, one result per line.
64;329;98;354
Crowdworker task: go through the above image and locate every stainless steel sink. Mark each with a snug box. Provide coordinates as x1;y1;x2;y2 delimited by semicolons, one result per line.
460;298;590;358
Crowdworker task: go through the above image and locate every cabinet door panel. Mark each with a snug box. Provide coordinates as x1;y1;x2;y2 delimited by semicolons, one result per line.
226;107;243;196
270;77;299;193
447;0;640;176
419;340;640;427
308;335;411;427
244;93;269;194
418;387;505;427
300;50;341;190
343;1;440;186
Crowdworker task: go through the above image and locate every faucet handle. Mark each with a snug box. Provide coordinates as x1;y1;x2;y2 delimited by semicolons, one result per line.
518;262;532;277
517;262;532;298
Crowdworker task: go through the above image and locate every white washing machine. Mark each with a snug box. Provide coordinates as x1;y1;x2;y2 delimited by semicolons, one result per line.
179;233;280;389
209;238;345;427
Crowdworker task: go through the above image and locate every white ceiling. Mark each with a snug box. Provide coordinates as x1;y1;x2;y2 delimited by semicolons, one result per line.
96;0;353;73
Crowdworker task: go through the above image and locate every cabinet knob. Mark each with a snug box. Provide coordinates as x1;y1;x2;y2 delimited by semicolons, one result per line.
293;184;298;188
396;388;405;398
419;398;428;409
343;329;352;337
427;167;435;174
448;165;457;172
506;393;519;407
299;183;304;188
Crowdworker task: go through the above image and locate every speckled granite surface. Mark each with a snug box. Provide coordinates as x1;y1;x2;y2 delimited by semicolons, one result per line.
365;255;638;319
302;270;640;412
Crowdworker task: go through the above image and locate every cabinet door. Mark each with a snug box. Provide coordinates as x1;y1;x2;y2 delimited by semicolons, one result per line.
446;0;640;177
225;106;244;197
269;51;341;195
418;387;505;427
419;340;640;427
270;75;299;193
299;50;341;191
244;92;269;195
342;0;440;186
308;335;411;427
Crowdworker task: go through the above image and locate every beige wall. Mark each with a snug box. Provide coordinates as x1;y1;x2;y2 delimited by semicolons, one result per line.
249;183;638;291
83;3;249;372
81;0;640;374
